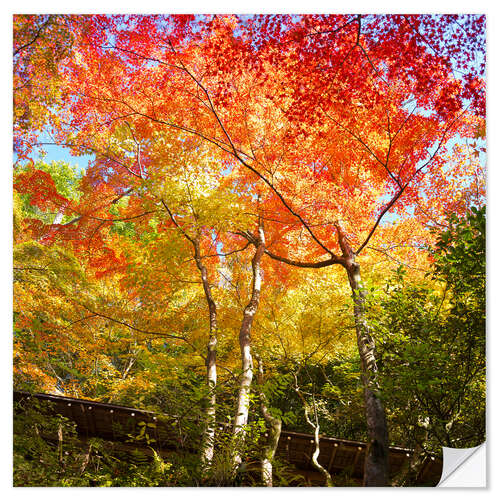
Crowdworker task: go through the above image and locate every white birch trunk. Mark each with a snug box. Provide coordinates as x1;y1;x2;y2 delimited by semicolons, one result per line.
232;224;266;470
194;241;218;470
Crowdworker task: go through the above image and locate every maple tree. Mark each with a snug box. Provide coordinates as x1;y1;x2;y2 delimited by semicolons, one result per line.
13;15;77;161
13;14;485;487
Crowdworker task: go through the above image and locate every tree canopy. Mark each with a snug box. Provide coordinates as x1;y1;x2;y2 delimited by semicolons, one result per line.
13;14;485;487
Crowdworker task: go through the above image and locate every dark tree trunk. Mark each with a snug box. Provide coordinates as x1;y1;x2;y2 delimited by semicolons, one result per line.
337;225;389;486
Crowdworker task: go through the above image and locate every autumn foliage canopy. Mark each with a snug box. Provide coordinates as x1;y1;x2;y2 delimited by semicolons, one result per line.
13;14;485;487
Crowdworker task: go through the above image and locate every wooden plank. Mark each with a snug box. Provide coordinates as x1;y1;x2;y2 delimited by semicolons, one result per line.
327;442;339;471
13;390;443;484
352;446;364;473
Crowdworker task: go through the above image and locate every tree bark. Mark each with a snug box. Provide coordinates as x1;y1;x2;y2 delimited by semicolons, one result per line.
232;223;266;470
53;205;66;224
336;224;389;486
193;240;218;470
162;199;220;471
311;423;333;487
347;263;388;486
392;424;429;486
242;223;390;485
294;376;333;487
255;354;282;487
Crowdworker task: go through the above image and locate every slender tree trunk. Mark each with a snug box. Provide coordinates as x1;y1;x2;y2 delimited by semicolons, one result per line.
392;441;427;486
336;224;389;486
392;424;429;486
40;203;67;242
202;329;217;466
53;208;65;224
294;377;333;487
121;354;136;380
346;262;388;486
232;224;266;470
162;200;219;471
194;242;218;470
255;354;282;487
311;423;333;487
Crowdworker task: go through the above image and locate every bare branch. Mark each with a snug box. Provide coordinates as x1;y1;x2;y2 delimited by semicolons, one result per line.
14;16;53;56
77;303;188;341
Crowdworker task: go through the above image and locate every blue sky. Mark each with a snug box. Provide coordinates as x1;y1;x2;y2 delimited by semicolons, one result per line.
32;143;93;174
